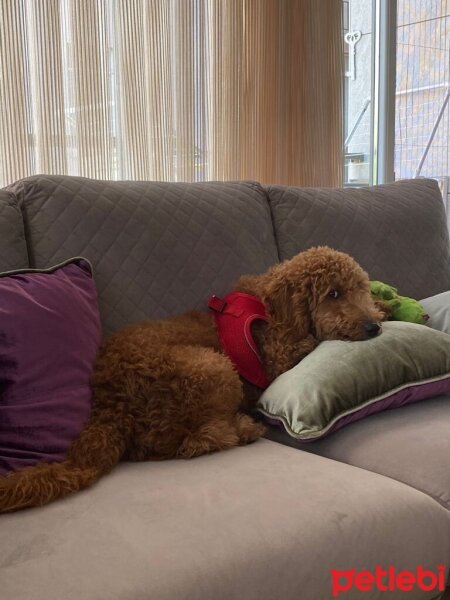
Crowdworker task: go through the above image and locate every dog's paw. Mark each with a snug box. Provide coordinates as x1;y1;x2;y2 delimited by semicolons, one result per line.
235;414;266;444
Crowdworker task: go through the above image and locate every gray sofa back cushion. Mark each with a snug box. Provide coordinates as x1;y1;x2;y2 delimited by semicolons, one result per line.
267;178;450;299
7;175;278;335
0;190;28;272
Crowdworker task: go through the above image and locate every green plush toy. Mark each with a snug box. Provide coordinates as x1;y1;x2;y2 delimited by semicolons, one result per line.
370;281;428;325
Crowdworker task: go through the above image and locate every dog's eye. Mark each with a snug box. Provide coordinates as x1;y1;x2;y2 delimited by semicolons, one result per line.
329;290;339;299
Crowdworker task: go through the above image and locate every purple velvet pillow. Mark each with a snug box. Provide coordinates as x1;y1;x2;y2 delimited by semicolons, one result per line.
0;258;101;474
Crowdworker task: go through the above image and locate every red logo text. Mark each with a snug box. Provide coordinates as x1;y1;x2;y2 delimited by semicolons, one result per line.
331;565;446;597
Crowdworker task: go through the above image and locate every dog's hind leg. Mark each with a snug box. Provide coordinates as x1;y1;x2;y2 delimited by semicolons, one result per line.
234;413;266;445
178;412;266;458
127;345;265;460
176;419;241;458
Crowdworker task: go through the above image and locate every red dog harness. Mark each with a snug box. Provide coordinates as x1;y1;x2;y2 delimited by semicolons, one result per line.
208;292;272;389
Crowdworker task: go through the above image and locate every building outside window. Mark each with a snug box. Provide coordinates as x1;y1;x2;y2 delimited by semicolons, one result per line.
343;0;450;223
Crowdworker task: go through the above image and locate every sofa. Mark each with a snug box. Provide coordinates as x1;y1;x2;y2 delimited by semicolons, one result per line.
0;174;449;600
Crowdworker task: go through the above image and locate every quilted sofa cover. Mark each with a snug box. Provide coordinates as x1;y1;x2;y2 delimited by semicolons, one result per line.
0;189;28;272
3;176;449;334
6;176;278;335
267;178;450;299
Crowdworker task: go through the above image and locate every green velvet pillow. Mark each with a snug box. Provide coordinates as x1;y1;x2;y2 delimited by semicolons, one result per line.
257;322;450;441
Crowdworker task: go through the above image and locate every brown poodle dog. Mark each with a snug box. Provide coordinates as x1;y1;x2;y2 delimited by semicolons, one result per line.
0;247;384;512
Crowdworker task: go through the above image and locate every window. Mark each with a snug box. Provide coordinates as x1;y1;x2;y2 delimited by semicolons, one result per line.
396;1;450;223
343;0;450;227
343;0;375;186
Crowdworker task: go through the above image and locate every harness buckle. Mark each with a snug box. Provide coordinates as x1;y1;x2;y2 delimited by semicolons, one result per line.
208;295;227;313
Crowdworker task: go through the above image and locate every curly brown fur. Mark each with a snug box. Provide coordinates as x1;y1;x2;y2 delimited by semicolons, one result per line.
0;247;383;512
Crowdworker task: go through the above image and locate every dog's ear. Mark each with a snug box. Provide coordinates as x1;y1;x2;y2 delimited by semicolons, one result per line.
259;270;318;378
262;270;313;338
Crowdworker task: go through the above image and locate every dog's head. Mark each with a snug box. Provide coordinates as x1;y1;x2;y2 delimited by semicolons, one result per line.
259;247;384;342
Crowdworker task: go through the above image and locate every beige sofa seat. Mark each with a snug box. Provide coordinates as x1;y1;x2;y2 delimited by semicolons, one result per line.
267;395;450;511
1;439;449;600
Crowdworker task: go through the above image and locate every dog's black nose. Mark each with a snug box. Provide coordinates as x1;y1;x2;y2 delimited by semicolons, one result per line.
364;322;381;337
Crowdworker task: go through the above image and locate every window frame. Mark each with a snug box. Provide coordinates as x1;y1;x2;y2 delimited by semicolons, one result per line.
372;0;397;184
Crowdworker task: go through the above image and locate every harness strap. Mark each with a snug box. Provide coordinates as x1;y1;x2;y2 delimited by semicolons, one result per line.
208;293;271;389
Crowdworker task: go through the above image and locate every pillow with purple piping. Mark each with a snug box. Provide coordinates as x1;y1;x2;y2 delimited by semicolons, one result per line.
256;321;450;441
0;258;101;474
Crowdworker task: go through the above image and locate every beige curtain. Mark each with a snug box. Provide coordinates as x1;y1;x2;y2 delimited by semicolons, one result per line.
0;0;343;188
